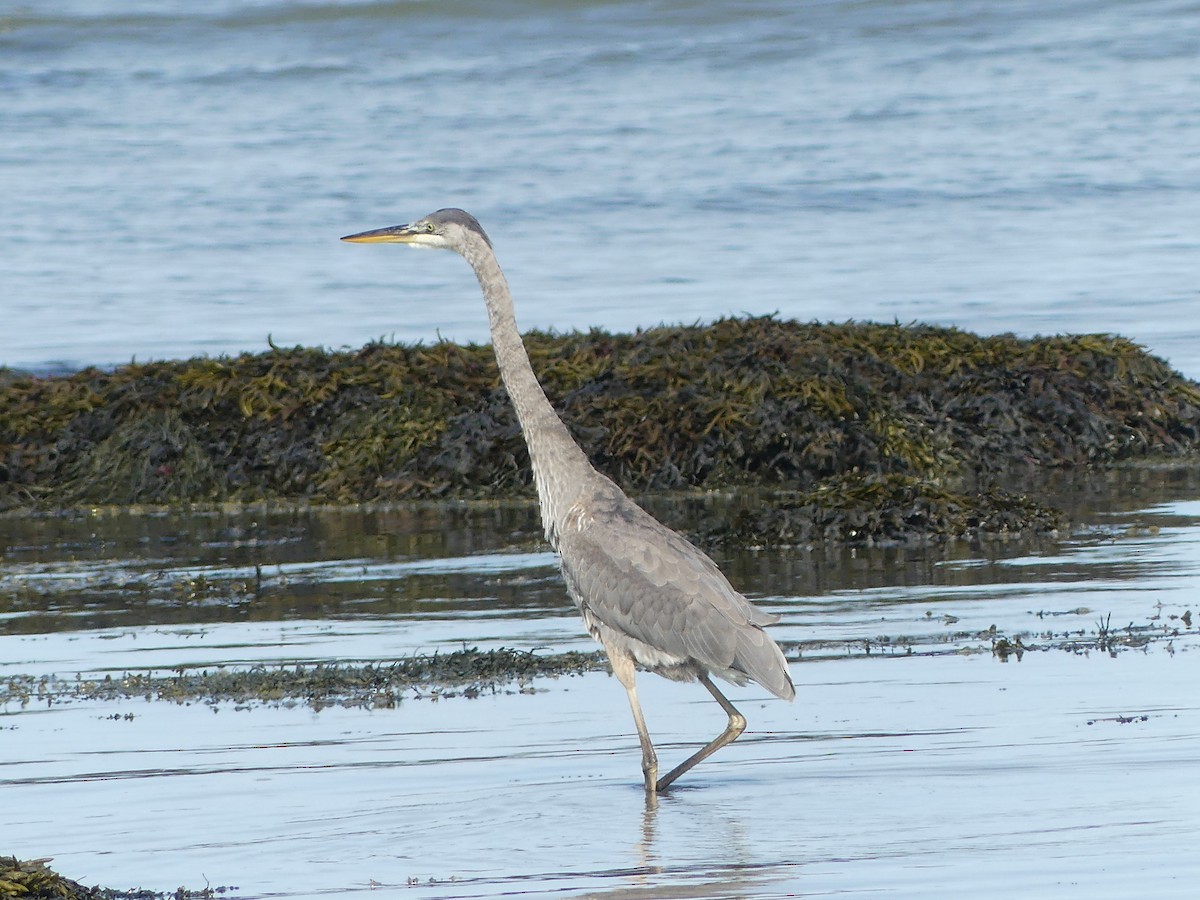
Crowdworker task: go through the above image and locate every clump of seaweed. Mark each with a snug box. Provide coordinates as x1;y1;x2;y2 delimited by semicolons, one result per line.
2;318;1198;516
0;857;89;900
704;472;1067;548
1;648;608;712
0;855;226;900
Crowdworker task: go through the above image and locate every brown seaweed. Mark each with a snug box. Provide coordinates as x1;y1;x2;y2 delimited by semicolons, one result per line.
3;318;1197;533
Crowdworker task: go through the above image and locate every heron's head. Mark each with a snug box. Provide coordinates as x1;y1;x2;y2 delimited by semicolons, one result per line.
340;207;492;253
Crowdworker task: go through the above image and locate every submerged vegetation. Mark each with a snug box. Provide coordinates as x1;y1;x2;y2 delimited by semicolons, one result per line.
701;473;1069;547
2;317;1198;542
4;612;1192;717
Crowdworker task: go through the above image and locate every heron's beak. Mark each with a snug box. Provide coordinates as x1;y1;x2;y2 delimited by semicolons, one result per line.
340;224;418;243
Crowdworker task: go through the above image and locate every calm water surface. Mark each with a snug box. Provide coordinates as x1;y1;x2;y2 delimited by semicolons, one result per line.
3;0;1199;375
2;476;1200;897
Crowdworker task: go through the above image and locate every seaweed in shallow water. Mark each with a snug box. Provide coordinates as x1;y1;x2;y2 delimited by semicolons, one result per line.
703;472;1067;548
0;855;228;900
2;319;1198;521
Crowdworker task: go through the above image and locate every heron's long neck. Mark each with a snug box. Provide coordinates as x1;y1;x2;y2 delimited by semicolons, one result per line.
462;236;596;544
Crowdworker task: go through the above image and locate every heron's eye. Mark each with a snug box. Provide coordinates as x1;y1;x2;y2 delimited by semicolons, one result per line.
425;223;436;233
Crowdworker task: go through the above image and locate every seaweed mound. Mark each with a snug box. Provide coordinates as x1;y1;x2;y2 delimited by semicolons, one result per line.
2;318;1198;521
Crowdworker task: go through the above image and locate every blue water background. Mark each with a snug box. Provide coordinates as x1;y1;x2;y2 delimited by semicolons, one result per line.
3;0;1198;376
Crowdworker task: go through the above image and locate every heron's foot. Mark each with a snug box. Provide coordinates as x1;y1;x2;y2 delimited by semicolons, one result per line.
642;751;658;795
653;706;748;793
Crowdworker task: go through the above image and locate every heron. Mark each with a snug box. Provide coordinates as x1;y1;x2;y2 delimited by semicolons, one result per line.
342;208;794;793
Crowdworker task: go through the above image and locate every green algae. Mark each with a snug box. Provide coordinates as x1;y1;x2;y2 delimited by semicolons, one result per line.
2;318;1198;531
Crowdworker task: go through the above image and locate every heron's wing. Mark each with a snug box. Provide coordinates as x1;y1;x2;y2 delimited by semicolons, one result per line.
556;487;794;701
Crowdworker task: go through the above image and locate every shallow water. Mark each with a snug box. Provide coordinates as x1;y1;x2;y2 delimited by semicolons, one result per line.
4;0;1200;377
3;477;1200;897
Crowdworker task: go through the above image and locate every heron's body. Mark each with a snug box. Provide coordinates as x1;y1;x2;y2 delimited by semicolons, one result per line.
343;208;794;793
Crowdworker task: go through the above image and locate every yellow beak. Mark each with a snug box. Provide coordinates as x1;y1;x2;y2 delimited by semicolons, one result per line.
340;224;417;243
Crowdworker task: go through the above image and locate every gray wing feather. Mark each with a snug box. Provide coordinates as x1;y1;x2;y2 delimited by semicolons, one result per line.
556;484;794;701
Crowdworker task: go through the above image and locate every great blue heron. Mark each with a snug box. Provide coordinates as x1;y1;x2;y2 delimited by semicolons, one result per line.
342;208;794;793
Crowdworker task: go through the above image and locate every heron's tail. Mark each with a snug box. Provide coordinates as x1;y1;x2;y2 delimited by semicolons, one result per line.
733;626;795;701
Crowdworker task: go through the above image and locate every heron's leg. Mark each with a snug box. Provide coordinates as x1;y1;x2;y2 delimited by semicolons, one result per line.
607;648;658;794
655;672;746;793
